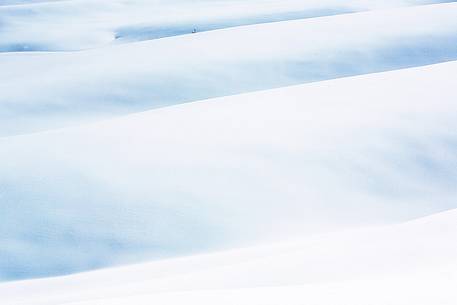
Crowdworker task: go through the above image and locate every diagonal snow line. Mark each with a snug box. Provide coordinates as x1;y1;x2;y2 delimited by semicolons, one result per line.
0;58;455;141
110;2;457;47
1;208;456;304
0;1;453;52
2;2;457;136
0;60;457;284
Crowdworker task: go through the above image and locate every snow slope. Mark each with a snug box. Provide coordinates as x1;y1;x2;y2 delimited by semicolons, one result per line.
0;0;449;51
1;208;456;305
2;2;457;136
1;0;457;298
1;61;457;281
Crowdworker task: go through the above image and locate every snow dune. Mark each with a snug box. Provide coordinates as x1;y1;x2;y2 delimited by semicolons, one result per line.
2;2;457;136
1;0;457;299
1;208;456;305
1;61;457;281
0;0;449;51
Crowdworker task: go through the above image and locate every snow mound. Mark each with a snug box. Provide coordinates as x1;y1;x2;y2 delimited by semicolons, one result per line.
0;0;448;51
1;208;456;305
1;61;457;281
2;2;457;136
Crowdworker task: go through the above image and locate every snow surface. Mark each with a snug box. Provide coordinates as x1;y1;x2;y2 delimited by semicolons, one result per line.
1;0;457;303
1;208;456;305
2;2;457;135
1;60;457;281
0;0;448;51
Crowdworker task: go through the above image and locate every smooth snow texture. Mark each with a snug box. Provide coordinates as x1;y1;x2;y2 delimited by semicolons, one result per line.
2;3;457;135
1;208;456;305
0;0;448;51
1;61;457;280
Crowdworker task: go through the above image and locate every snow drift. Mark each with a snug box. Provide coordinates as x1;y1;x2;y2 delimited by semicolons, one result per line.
1;61;457;280
1;1;456;301
2;2;457;135
1;208;456;305
0;0;449;51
